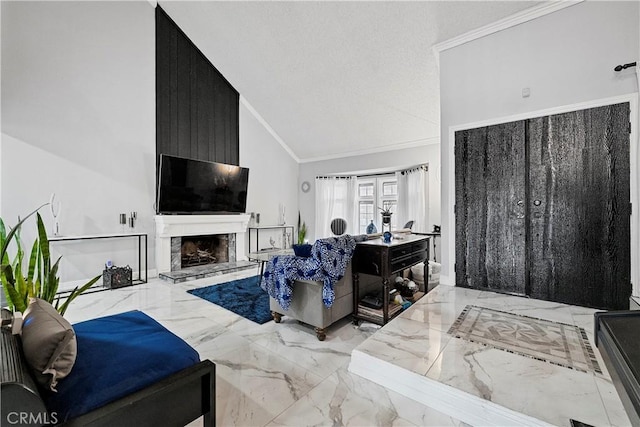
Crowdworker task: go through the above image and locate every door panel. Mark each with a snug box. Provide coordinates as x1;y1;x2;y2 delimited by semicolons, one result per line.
455;121;527;294
527;104;631;309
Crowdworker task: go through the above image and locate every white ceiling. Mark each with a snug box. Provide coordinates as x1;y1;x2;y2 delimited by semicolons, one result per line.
160;1;542;162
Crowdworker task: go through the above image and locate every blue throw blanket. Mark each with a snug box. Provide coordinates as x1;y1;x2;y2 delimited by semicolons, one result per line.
261;235;364;310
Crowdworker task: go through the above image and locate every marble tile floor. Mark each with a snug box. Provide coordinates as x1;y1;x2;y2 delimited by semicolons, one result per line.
348;285;632;427
64;267;467;427
64;269;633;426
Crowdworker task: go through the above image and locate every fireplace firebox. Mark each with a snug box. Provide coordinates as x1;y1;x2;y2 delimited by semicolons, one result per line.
180;235;229;268
170;233;236;271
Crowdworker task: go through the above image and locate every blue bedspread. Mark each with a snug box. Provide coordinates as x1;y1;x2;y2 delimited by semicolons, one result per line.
261;234;364;310
43;310;200;422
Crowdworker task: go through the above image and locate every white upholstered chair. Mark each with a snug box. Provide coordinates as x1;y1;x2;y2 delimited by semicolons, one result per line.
269;264;353;341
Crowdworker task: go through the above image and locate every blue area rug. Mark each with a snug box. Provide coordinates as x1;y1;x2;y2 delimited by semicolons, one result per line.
188;276;272;324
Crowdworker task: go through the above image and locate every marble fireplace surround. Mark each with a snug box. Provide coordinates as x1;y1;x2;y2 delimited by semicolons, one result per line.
155;214;250;274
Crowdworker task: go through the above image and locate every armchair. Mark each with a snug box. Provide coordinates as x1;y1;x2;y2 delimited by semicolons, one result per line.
261;235;363;340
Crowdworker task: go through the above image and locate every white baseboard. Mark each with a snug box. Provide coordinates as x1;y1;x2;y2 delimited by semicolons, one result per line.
439;274;453;286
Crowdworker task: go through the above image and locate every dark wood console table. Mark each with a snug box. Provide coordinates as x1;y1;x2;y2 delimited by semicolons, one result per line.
595;311;640;426
352;234;429;326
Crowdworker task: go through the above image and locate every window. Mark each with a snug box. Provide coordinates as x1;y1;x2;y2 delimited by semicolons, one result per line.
359;183;374;197
357;175;398;233
359;202;374;234
318;165;427;238
358;180;375;234
382;182;397;197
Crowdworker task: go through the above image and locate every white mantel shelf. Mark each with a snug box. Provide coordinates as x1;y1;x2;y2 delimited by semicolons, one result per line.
154;214;251;273
155;214;250;237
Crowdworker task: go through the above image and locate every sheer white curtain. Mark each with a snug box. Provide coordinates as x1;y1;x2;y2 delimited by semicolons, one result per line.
396;165;429;232
315;177;358;238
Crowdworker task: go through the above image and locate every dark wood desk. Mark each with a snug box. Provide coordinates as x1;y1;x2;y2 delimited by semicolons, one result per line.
352;234;429;325
419;232;440;262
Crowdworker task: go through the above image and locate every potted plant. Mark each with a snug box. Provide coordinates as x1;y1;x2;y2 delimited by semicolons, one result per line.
1;205;101;316
379;205;393;225
297;212;307;244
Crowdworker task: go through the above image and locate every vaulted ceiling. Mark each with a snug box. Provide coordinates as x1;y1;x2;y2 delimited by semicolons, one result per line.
160;1;542;162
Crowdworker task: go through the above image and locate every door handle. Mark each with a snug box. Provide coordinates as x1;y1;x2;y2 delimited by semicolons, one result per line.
515;200;525;219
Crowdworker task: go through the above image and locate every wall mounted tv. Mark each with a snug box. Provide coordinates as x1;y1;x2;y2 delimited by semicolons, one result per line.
157;154;249;214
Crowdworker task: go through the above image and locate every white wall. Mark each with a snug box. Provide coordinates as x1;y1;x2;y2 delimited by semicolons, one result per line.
1;1;156;287
299;144;440;242
1;1;299;286
239;100;299;243
439;1;640;286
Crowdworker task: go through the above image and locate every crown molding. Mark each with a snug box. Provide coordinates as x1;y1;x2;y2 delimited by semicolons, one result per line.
433;1;583;55
240;96;300;164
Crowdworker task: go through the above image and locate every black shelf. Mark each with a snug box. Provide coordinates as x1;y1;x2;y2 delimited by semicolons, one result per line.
248;225;294;254
49;233;148;293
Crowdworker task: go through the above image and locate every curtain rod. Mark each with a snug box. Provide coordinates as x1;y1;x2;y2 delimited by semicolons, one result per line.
315;176;354;180
400;164;428;175
315;164;427;180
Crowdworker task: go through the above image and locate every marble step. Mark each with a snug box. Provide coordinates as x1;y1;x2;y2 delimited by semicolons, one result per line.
348;349;554;427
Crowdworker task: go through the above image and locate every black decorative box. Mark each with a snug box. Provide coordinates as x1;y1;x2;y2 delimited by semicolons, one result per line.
103;265;133;289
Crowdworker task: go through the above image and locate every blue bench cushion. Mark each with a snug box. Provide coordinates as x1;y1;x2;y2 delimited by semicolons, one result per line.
43;310;200;422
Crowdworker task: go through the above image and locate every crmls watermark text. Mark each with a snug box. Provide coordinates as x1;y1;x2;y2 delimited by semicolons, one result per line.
6;412;58;425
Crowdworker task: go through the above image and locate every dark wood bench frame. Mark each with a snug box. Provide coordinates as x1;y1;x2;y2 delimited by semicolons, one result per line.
63;360;215;427
1;322;215;427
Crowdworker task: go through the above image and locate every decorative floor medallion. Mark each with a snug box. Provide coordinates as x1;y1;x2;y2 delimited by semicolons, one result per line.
448;305;601;374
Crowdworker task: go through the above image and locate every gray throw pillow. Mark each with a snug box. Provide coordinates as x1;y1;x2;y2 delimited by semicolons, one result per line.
21;298;77;392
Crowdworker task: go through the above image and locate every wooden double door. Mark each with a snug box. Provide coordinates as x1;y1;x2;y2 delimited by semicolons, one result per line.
455;103;631;310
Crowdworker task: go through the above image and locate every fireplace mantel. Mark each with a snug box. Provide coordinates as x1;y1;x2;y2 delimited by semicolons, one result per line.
155;214;250;273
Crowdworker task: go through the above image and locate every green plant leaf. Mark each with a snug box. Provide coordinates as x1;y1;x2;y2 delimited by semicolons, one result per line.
27;239;38;284
0;218;7;266
57;274;101;316
0;203;48;266
2;204;99;317
297;221;307;244
36;213;51;278
1;264;15;311
27;278;35;299
33;278;43;303
44;257;62;303
11;225;24;278
16;259;27;300
1;204;47;313
36;246;43;296
1;264;27;313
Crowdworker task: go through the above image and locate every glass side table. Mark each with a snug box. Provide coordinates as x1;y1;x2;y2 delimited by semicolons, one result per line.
248;248;295;278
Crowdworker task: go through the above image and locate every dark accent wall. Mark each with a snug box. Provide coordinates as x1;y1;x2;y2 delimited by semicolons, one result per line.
156;6;239;167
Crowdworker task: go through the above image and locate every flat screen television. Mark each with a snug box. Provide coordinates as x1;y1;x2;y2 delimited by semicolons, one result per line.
157;154;249;214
